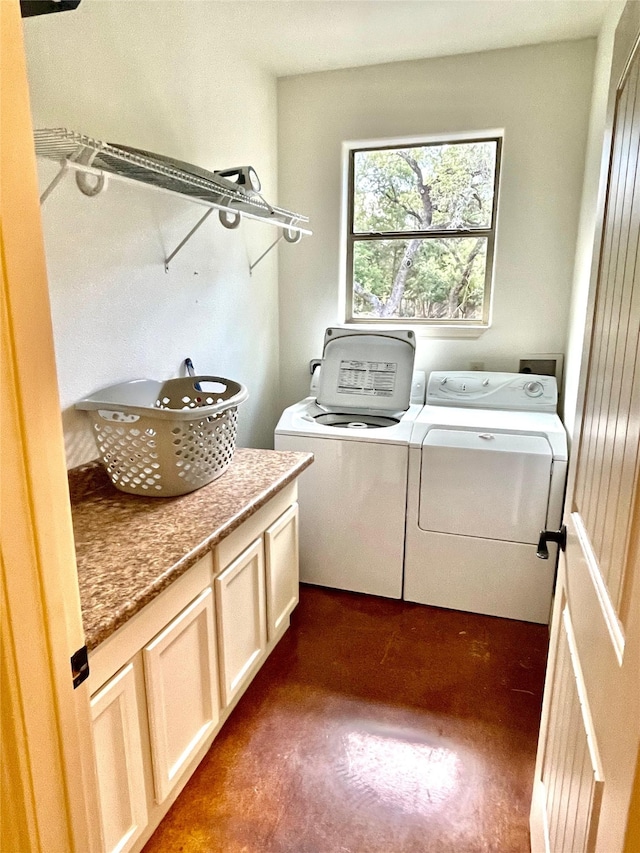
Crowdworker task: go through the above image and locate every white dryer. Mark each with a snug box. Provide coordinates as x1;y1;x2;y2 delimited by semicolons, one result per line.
275;328;424;598
404;371;568;623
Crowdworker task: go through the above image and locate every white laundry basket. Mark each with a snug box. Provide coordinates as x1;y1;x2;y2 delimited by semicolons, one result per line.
76;376;248;497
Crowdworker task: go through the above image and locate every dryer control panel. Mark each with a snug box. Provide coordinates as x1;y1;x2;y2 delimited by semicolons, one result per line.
427;371;558;412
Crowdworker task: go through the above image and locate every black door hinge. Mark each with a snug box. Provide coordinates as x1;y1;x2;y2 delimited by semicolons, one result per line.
20;1;81;18
71;645;89;689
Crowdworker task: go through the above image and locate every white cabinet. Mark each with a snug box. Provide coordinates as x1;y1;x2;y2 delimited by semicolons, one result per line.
88;481;301;853
265;503;299;640
90;663;148;853
214;538;267;707
143;587;219;804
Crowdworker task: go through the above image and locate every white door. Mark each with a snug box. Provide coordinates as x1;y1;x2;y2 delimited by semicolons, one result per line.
530;5;640;851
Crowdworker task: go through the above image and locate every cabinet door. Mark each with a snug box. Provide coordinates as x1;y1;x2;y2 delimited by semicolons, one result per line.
265;503;299;640
215;537;267;707
143;587;219;804
90;663;148;853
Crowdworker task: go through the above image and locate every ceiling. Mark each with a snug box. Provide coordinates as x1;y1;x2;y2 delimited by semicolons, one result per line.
213;0;611;77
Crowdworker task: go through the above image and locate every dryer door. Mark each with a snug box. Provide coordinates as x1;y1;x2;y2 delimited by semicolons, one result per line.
418;429;553;543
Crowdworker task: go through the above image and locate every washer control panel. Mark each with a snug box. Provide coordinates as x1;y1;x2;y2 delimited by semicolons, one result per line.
427;372;558;412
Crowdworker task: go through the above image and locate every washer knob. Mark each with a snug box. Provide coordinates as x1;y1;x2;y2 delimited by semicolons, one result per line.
525;380;544;397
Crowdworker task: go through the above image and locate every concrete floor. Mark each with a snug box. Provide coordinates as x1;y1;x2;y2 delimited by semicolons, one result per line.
142;585;548;853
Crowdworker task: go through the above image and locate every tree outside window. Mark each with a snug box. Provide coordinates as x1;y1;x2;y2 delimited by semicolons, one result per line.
346;137;501;325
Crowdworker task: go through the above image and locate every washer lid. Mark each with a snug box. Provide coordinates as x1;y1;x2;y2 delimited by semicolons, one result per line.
317;329;416;413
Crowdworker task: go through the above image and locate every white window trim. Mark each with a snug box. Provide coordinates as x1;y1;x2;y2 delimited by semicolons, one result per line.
339;129;504;337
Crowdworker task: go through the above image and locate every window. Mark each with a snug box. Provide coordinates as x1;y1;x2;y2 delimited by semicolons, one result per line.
345;136;501;326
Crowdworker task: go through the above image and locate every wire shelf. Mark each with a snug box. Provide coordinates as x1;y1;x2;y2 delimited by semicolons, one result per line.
33;127;310;232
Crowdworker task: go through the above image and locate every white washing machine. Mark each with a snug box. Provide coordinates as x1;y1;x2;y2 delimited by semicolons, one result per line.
404;371;568;623
275;328;425;598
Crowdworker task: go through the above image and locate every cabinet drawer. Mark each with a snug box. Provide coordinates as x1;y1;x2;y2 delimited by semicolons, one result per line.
89;552;213;691
215;538;267;707
90;663;148;853
143;587;219;804
214;482;297;572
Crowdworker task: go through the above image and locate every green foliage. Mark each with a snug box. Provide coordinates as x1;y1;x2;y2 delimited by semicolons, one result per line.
354;238;487;319
351;140;497;320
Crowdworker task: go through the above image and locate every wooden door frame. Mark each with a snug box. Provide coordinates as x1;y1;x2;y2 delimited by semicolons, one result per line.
1;2;100;850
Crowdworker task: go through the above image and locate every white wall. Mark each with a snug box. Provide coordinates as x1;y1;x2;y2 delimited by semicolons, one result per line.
23;1;280;467
277;40;597;411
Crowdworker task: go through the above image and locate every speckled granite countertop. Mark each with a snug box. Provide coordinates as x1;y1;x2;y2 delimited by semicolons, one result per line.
70;448;313;651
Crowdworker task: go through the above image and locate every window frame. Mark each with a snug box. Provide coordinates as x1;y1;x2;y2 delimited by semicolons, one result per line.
344;134;502;328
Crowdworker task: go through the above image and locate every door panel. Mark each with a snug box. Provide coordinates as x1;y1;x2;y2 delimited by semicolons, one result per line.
214;538;267;707
264;503;300;641
574;33;640;611
143;588;219;804
540;604;603;853
90;663;148;853
531;5;640;851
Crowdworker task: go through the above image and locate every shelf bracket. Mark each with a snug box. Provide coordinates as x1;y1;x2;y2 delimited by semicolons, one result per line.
249;234;284;274
165;212;305;273
249;225;303;273
40;151;108;205
35;131;312;259
164;208;215;272
40;160;70;204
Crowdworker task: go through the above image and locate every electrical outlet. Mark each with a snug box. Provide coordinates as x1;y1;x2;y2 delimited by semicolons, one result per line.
470;361;484;371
